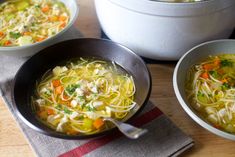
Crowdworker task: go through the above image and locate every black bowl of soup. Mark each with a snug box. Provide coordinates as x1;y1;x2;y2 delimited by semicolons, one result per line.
12;38;151;139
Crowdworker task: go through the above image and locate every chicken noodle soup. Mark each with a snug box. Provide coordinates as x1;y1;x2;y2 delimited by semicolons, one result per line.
0;0;69;46
186;54;235;133
32;58;136;135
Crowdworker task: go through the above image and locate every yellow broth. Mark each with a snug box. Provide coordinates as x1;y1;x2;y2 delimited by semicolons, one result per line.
186;54;235;133
32;58;136;135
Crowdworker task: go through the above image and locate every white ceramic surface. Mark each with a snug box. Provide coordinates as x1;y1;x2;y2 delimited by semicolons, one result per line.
173;39;235;140
95;0;235;60
0;0;79;57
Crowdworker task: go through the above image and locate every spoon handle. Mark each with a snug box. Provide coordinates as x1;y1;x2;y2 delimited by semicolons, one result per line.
104;117;148;139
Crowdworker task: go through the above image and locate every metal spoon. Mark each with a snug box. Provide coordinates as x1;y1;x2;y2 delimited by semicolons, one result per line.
103;117;148;139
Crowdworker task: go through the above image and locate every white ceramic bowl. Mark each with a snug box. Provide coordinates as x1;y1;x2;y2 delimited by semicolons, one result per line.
0;0;78;57
95;0;235;60
173;39;235;140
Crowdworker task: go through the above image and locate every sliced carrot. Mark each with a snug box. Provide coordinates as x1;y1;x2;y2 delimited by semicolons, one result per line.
214;124;221;129
0;32;4;37
41;5;50;12
59;15;67;21
4;40;11;46
36;37;46;42
55;86;64;95
217;69;224;75
203;64;215;71
93;118;104;129
221;78;228;83
47;109;55;115
201;72;209;79
59;22;66;28
23;32;31;36
37;111;47;120
49;16;59;22
52;79;61;87
214;57;220;66
67;130;78;135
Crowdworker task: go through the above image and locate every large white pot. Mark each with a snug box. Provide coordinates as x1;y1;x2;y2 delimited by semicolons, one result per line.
95;0;235;60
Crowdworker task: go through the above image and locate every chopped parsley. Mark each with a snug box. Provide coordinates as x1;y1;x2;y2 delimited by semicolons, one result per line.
222;83;230;90
197;92;204;97
221;59;233;67
9;32;21;39
86;105;96;112
65;84;81;95
64;107;72;114
55;104;62;110
209;70;219;78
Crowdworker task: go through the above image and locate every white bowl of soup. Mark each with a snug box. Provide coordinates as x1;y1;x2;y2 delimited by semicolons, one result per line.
95;0;235;60
173;39;235;140
0;0;78;57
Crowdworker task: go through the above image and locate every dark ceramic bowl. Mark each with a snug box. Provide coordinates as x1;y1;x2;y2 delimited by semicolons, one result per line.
12;38;152;139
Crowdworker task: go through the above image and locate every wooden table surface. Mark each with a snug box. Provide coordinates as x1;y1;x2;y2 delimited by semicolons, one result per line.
1;1;235;157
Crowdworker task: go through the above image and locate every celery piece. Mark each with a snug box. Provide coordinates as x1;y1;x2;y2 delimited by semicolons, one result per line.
18;36;33;46
6;14;15;21
55;2;65;8
16;1;29;11
83;118;93;129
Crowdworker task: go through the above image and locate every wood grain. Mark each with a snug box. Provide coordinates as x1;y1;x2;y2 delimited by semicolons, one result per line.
1;0;235;157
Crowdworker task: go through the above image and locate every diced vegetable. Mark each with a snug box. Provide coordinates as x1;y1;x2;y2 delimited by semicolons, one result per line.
197;92;207;103
52;80;61;87
65;84;80;95
4;40;11;46
16;1;29;11
59;22;66;28
55;86;64;95
47;109;55;115
83;118;93;129
203;64;215;71
64;107;72;115
93;118;104;129
41;5;50;12
6;14;15;21
36;37;46;42
59;15;67;21
18;36;33;46
201;72;209;79
10;32;21;39
221;59;233;67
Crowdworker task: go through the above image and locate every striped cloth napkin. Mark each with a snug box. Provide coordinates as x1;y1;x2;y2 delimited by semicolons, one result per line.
0;27;194;157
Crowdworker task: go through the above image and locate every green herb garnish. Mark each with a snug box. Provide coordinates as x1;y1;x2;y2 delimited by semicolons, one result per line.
209;70;219;78
64;107;72;114
65;84;81;95
221;59;233;67
55;104;62;110
86;105;96;112
222;83;230;90
9;32;21;39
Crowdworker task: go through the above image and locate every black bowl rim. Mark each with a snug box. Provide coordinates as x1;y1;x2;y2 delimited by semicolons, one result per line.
11;38;152;139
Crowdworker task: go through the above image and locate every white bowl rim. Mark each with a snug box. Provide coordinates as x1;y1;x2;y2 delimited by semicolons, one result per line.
0;0;79;51
173;39;235;141
105;0;235;17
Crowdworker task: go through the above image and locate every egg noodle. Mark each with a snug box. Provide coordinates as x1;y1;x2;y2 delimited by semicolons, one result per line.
0;0;69;46
32;58;136;135
186;54;235;133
